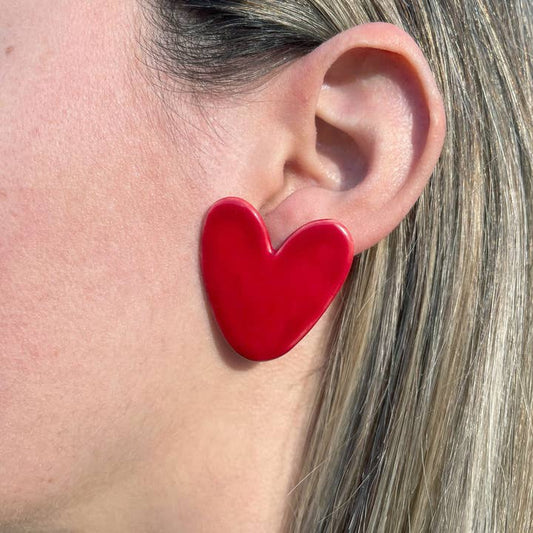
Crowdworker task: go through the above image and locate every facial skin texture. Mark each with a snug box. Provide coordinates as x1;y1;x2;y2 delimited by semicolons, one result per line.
0;1;444;531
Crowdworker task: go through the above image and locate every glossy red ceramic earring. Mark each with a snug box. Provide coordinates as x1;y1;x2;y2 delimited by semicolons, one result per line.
200;197;354;362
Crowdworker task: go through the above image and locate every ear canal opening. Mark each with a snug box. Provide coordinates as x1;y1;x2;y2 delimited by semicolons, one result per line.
315;116;368;191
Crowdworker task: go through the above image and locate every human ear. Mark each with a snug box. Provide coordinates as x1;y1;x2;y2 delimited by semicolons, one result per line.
260;22;446;252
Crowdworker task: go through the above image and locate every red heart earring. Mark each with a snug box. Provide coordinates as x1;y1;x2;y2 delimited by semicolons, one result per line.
200;197;354;362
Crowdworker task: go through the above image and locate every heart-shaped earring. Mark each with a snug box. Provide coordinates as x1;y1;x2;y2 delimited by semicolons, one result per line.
200;197;354;362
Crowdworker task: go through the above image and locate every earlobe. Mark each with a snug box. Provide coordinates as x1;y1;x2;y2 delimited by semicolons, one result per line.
261;22;446;253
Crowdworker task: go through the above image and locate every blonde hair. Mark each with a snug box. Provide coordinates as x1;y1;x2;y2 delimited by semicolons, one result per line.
144;1;533;530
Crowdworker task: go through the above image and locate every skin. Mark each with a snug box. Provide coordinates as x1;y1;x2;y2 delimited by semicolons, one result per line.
0;1;445;531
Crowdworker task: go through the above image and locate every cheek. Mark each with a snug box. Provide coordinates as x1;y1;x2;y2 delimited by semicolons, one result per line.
0;186;151;370
0;2;209;518
0;182;193;518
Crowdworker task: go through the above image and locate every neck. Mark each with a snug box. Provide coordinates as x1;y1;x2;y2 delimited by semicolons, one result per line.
33;306;335;533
